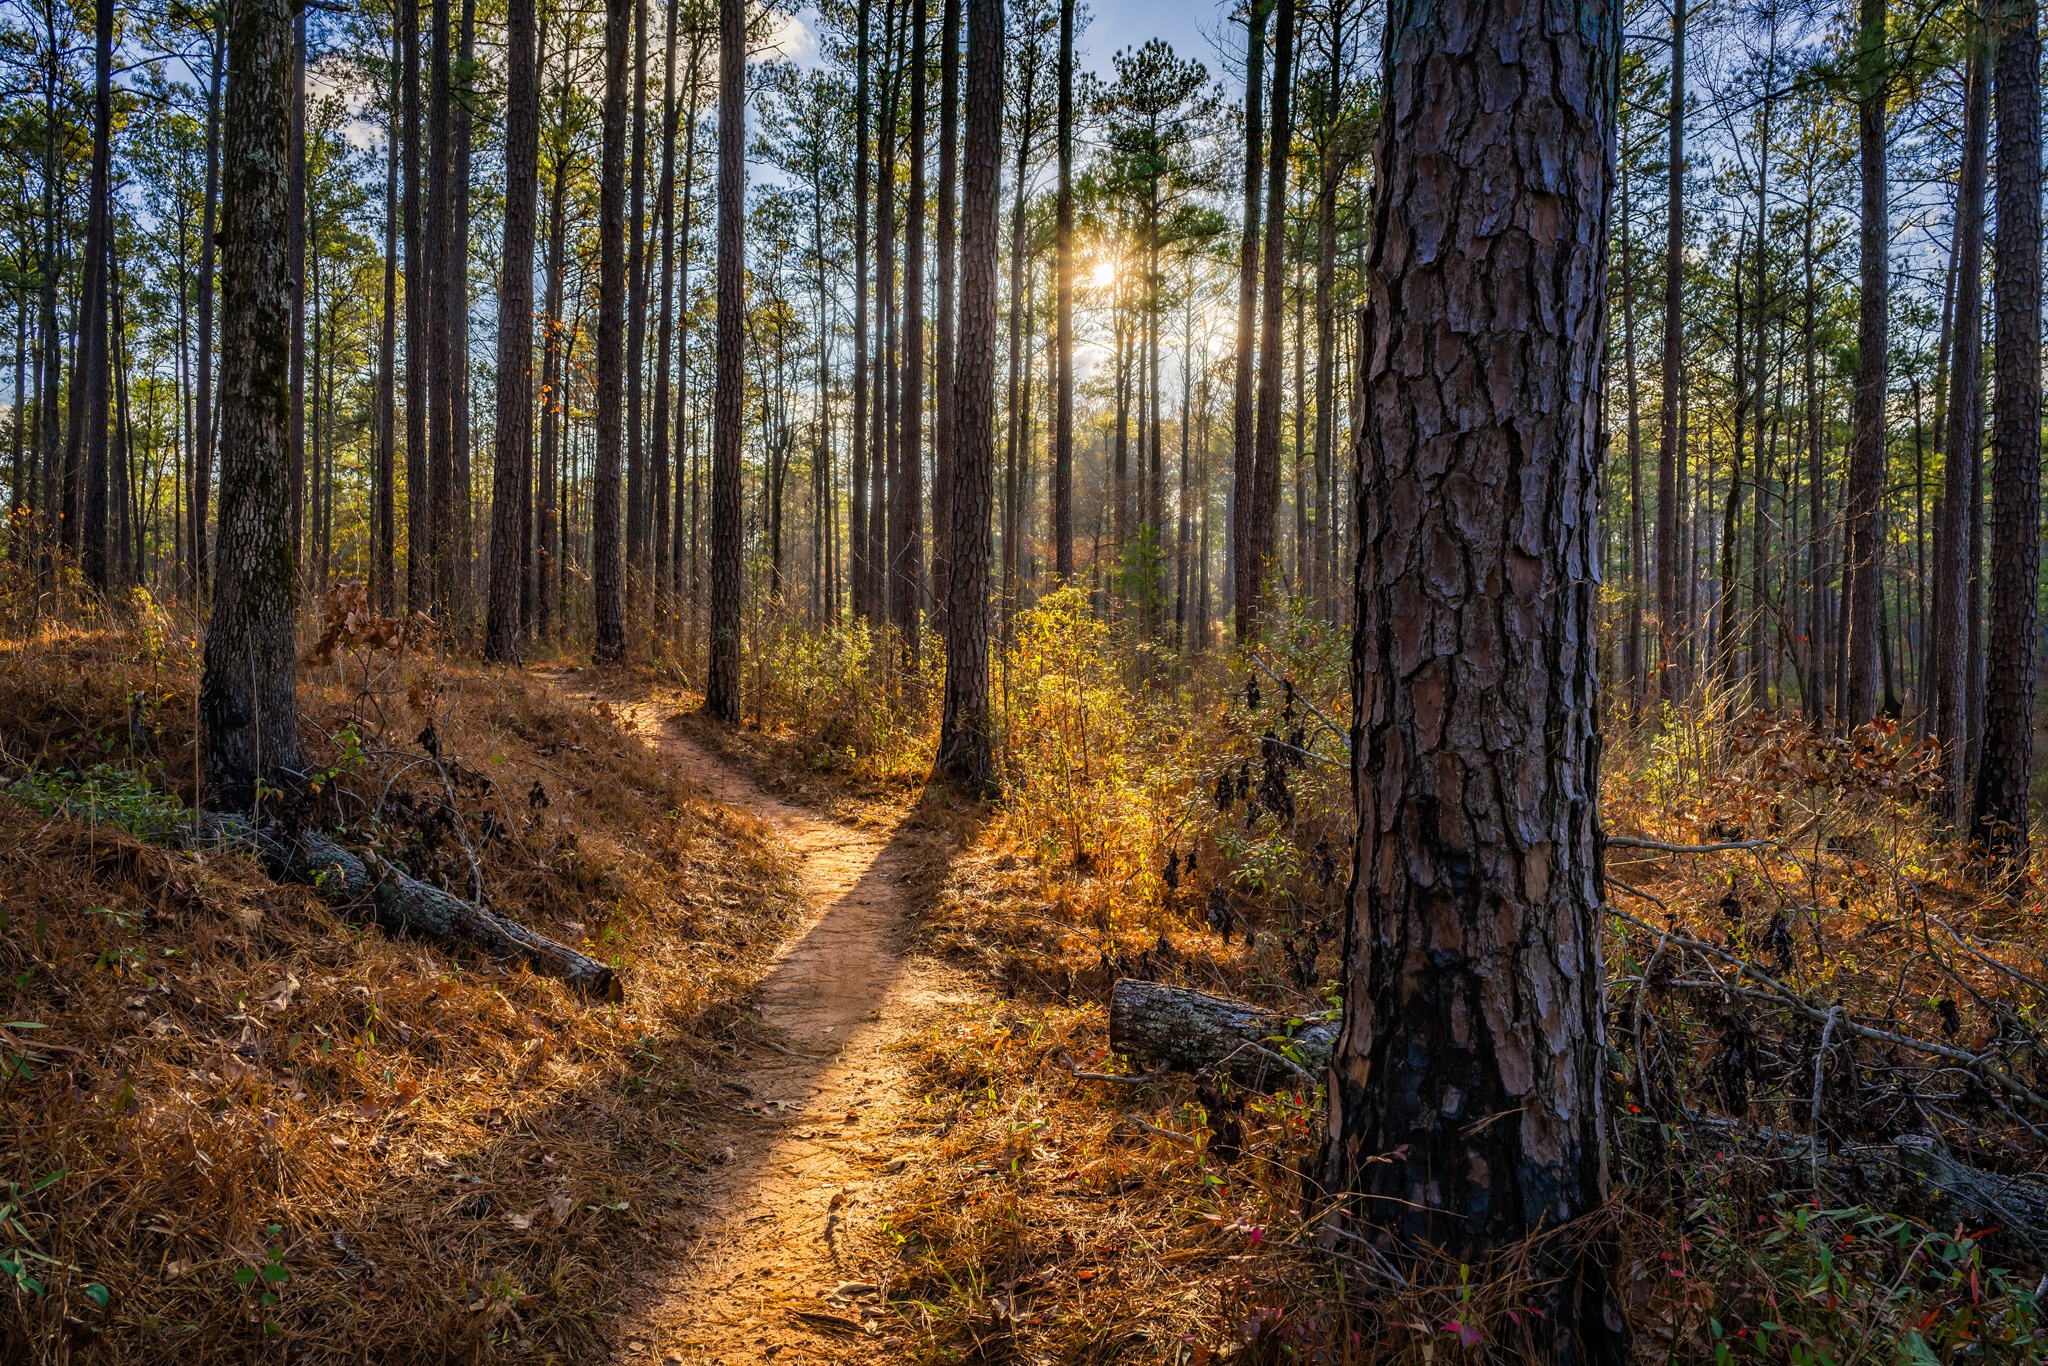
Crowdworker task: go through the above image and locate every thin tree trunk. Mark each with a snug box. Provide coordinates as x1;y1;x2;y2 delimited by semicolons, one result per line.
487;0;541;660
892;0;927;660
1311;0;1343;621
402;0;430;613
1656;0;1684;702
1229;0;1268;641
1327;8;1621;1349
1052;0;1074;581
704;0;746;718
938;0;1000;790
625;0;650;620
1933;27;1987;827
536;24;572;642
592;0;632;662
192;19;225;591
202;0;308;810
932;0;960;625
1972;0;2041;861
1245;0;1293;634
452;0;477;631
851;0;872;620
1621;151;1644;703
651;2;689;630
375;16;400;615
288;10;307;571
1842;0;1889;725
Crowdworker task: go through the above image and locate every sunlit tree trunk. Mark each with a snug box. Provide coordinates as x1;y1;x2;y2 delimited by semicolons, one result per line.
374;15;400;616
704;0;745;717
1973;0;2041;863
891;0;927;661
536;22;572;643
851;0;872;621
1326;4;1623;1354
202;0;307;811
402;0;429;614
1656;0;1683;703
932;0;960;626
625;0;650;622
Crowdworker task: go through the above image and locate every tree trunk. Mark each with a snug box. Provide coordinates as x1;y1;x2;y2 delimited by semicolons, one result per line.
193;20;225;592
375;20;400;617
892;0;928;662
201;0;308;812
1972;0;2041;862
1311;0;1343;623
288;10;307;572
1245;0;1293;635
592;0;632;663
1328;3;1622;1350
74;0;113;587
487;0;541;661
451;0;477;634
1656;0;1684;704
1933;28;1988;829
1621;153;1643;703
1052;0;1074;582
1228;0;1268;642
932;0;960;626
937;0;1000;792
1842;0;1889;727
537;26;572;643
704;0;746;720
402;0;430;615
625;0;650;622
851;0;872;621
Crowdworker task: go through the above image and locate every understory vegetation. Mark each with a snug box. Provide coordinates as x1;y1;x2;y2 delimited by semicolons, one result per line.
713;597;2048;1364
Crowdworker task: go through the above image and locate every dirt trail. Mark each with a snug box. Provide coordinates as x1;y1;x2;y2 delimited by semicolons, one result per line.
598;697;965;1365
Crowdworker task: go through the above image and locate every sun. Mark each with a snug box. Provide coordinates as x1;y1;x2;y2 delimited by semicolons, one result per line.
1090;259;1116;288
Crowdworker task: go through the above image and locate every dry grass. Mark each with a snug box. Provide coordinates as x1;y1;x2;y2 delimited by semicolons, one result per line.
0;605;808;1364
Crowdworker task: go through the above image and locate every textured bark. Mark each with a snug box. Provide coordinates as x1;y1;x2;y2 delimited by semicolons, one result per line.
937;0;1000;791
891;0;928;661
1311;0;1344;620
1052;0;1074;581
1842;0;1889;727
451;0;477;635
1620;156;1642;701
1110;980;1335;1090
74;0;113;586
202;0;308;812
1932;31;1987;829
704;0;745;721
1328;4;1621;1348
592;0;631;663
487;0;541;662
1655;1;1683;702
402;0;430;615
651;3;688;626
1228;0;1268;642
1244;0;1293;634
1972;0;2041;861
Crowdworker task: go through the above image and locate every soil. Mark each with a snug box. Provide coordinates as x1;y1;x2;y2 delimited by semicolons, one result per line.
589;690;969;1365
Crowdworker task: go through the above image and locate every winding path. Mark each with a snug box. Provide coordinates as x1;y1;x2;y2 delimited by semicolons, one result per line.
601;698;962;1365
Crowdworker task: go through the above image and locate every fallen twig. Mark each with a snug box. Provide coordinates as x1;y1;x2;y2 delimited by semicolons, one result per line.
1123;1113;1200;1150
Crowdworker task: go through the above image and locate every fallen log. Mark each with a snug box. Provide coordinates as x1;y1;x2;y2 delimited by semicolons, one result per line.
206;816;623;1002
1108;979;1334;1091
1669;1114;2048;1263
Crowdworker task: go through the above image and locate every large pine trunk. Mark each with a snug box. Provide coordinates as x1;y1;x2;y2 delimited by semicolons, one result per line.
487;0;541;661
937;0;1001;792
1327;5;1622;1356
592;0;631;663
1972;0;2042;861
1932;29;1988;829
201;0;307;812
703;0;746;719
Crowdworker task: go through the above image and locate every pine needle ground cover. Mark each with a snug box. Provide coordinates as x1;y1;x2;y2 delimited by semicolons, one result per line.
721;601;2048;1365
0;603;806;1364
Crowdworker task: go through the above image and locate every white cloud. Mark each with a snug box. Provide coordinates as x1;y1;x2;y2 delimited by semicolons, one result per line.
764;7;821;68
